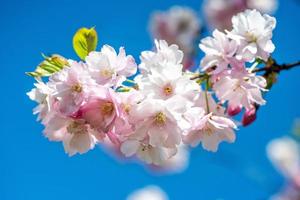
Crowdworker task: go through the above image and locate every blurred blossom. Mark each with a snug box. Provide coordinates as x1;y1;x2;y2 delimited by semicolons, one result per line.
150;144;190;174
267;126;300;200
267;137;300;179
203;0;278;30
247;0;278;13
149;6;201;69
270;185;300;200
127;185;168;200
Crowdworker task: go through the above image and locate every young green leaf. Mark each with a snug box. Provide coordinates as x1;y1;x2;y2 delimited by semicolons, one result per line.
73;27;98;60
26;54;68;77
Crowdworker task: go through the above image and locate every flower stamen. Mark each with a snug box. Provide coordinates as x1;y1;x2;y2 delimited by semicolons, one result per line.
154;112;167;126
71;83;82;93
163;84;173;96
101;102;114;115
100;69;114;78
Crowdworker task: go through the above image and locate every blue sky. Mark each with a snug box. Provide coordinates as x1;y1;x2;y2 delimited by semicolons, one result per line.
1;0;300;199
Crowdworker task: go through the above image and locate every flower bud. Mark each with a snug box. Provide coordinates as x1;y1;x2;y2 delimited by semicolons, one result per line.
227;105;242;116
242;107;257;126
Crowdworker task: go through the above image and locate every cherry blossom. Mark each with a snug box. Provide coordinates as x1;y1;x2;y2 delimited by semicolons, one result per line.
43;114;101;156
85;45;137;87
26;9;287;167
49;60;96;116
203;0;277;30
27;80;56;123
213;67;267;110
267;137;300;200
79;86;121;136
137;63;199;101
149;6;201;69
228;9;276;61
127;185;168;200
120;139;177;165
267;137;300;180
199;29;238;73
183;93;237;152
139;40;183;74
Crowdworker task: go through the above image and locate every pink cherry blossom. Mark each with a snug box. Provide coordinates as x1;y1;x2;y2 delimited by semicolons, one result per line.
113;90;144;138
27;80;57;123
199;29;238;74
79;86;121;136
149;6;201;69
129;97;189;148
137;63;200;101
49;60;96;116
120;139;177;165
43;114;101;156
85;45;137;87
139;40;183;74
27;9;280;164
184;113;237;152
203;0;277;31
183;92;237;152
213;67;267;110
228;9;276;61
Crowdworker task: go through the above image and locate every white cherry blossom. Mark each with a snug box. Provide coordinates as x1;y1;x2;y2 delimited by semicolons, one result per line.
139;40;183;74
228;9;276;61
213;67;267;109
199;29;238;73
86;45;137;87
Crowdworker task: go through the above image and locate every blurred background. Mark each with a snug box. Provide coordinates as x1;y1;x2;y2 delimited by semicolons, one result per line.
1;0;300;199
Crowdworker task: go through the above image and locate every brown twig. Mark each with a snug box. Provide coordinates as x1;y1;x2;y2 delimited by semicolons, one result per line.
253;60;300;74
190;60;300;81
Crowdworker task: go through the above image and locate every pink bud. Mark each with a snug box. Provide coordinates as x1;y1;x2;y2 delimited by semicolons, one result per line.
227;105;242;116
242;107;257;126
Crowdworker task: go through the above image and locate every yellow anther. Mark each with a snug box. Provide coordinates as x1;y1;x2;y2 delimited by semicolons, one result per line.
246;31;257;43
163;85;173;96
154;112;167;126
123;104;131;114
100;69;114;78
101;102;114;115
71;83;82;93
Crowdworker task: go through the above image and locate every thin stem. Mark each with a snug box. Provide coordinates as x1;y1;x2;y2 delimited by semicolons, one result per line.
204;78;210;114
190;73;207;80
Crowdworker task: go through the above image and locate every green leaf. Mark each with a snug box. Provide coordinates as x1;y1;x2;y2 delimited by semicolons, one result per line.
26;54;68;77
73;27;98;60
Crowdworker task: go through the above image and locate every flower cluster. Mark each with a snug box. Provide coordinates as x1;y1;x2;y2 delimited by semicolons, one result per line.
27;9;276;166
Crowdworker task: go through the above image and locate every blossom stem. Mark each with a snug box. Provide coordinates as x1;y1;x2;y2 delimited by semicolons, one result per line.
204;78;210;114
190;73;208;80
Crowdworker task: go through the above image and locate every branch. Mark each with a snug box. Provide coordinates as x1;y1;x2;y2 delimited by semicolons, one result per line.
190;60;300;81
253;60;300;74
